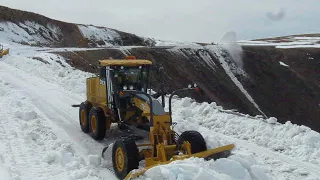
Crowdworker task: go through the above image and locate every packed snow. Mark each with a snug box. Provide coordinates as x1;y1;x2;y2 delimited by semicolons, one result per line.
139;157;269;180
1;41;320;180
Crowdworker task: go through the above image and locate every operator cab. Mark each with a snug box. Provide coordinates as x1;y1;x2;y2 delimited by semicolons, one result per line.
113;65;149;93
98;58;152;105
98;58;153;125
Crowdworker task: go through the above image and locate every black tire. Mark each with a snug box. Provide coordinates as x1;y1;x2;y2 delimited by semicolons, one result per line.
112;138;139;180
177;130;207;154
79;102;91;133
89;107;106;140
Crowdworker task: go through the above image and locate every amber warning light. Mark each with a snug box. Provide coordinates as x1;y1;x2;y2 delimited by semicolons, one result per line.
125;56;136;60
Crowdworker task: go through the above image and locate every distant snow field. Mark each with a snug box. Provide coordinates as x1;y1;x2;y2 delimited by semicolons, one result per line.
238;36;320;49
0;39;320;180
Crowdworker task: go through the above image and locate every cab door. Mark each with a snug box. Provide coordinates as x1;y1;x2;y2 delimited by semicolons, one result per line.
105;66;113;109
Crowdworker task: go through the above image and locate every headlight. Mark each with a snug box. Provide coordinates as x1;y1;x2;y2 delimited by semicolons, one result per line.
123;85;128;90
129;86;134;90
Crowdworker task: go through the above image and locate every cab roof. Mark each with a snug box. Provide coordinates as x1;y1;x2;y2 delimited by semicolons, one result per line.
99;59;152;66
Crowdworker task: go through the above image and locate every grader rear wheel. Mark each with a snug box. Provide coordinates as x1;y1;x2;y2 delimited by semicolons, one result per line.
79;102;91;133
88;107;106;140
112;138;139;180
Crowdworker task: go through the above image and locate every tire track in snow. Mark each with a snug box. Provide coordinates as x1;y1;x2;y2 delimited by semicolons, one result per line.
0;80;78;180
0;61;117;179
0;61;103;152
0;105;21;180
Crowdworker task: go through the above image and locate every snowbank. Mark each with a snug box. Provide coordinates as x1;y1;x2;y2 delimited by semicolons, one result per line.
1;52;91;96
170;97;320;165
138;156;270;180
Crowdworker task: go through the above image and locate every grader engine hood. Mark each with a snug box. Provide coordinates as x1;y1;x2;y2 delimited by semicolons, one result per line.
133;94;166;116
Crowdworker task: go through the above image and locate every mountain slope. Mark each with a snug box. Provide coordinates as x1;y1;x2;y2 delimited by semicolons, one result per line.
0;5;319;132
0;5;148;47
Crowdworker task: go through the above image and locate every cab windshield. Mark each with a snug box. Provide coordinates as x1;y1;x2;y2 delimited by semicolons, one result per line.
114;66;149;92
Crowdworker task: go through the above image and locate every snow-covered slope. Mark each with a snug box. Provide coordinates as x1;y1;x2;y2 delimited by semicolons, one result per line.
0;5;149;47
0;20;138;47
78;25;121;47
238;35;320;48
1;43;320;180
0;21;63;46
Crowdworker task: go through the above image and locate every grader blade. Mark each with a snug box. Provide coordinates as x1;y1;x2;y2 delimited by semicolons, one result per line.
124;144;235;180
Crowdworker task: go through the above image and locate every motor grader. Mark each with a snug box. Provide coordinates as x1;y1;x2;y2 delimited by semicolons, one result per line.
75;56;235;179
0;44;9;58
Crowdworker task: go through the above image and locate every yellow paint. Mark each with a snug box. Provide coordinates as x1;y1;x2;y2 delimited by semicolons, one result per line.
80;109;86;126
124;111;136;121
91;116;97;133
87;77;106;105
115;147;125;172
0;49;9;57
86;77;113;126
133;97;150;113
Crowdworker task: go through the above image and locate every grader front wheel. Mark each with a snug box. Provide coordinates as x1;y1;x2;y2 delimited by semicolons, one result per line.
177;130;207;153
112;138;139;180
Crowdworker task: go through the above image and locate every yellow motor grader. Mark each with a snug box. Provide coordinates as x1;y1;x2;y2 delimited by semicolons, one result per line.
74;56;235;179
0;44;9;58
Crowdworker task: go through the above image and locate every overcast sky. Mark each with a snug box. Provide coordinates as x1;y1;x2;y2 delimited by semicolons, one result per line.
0;0;319;42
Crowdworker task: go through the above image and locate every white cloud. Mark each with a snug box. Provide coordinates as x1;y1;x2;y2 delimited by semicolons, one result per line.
0;0;319;42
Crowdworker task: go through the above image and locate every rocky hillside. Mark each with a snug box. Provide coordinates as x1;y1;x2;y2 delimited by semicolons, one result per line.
0;6;149;47
54;44;320;132
0;6;319;132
